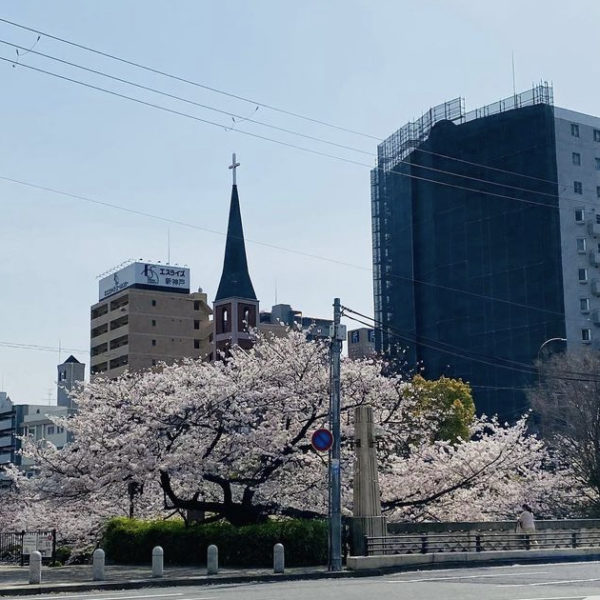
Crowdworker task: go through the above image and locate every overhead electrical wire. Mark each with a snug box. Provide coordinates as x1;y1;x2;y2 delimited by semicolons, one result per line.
2;52;596;221
0;40;573;207
4;171;592;328
0;26;597;329
0;17;576;194
341;306;600;383
0;341;89;354
0;16;380;141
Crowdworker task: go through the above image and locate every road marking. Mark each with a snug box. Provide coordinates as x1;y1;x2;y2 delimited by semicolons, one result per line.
504;578;600;587
385;570;548;583
512;597;586;600
26;594;188;600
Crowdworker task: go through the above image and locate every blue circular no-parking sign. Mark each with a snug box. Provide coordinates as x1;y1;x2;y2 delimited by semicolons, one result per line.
311;428;334;452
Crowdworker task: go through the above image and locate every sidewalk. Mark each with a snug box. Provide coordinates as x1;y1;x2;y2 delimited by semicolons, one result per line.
0;563;355;596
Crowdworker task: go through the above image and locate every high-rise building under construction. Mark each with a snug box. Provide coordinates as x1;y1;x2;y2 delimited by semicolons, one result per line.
372;83;600;420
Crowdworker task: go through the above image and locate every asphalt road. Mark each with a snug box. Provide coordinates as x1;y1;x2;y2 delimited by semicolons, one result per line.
7;561;600;600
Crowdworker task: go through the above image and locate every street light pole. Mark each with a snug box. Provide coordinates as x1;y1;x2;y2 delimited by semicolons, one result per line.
537;337;567;385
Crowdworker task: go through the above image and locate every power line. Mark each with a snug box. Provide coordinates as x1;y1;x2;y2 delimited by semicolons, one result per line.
0;174;368;271
3;172;593;327
0;48;595;323
0;41;572;206
0;39;374;158
1;17;577;193
4;52;595;220
0;341;89;354
341;306;600;384
0;16;380;141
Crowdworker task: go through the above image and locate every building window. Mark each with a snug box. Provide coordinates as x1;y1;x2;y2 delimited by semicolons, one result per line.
151;300;156;307
595;129;600;142
46;426;55;436
572;123;580;137
151;339;156;346
582;328;592;342
151;319;156;326
581;298;591;313
57;427;64;434
222;309;229;329
579;268;589;282
577;238;587;253
574;181;583;194
573;152;581;166
350;331;360;343
193;301;200;310
194;339;200;349
597;186;600;198
194;320;200;330
596;158;600;171
152;359;156;366
597;215;600;225
575;208;585;223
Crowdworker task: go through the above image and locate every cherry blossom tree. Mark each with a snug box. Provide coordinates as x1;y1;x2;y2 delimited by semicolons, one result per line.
19;330;576;533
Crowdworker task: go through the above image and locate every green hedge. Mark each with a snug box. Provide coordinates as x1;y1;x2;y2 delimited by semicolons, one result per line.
103;517;327;567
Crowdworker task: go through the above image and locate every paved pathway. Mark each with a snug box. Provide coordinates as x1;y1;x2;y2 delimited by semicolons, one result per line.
0;563;331;595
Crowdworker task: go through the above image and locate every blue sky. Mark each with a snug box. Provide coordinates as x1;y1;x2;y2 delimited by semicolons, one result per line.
1;0;599;403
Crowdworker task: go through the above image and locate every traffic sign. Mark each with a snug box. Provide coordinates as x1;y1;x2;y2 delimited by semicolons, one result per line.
311;428;334;452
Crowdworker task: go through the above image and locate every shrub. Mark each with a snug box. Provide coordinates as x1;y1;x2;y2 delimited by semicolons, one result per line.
103;517;327;567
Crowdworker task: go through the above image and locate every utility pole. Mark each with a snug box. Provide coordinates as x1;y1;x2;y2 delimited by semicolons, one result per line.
329;298;343;571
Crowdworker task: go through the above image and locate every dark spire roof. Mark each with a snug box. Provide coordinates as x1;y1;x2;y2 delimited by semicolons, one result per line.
63;355;80;364
215;184;257;302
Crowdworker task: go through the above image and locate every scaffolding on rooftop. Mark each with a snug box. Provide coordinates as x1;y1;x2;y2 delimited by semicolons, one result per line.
377;82;553;172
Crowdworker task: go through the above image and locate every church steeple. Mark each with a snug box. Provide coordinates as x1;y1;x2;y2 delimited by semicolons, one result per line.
215;180;257;301
213;154;259;357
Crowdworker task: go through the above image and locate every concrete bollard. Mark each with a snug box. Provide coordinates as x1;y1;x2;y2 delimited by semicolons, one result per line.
29;551;42;584
207;544;218;575
273;543;285;574
92;548;105;581
152;546;164;578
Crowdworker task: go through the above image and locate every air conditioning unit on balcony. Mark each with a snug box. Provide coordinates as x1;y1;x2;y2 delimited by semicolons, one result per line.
589;222;600;238
590;251;600;267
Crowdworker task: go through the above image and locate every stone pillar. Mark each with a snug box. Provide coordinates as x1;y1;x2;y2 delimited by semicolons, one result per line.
207;544;218;575
29;551;42;584
152;546;164;577
351;405;387;556
92;548;105;581
273;543;284;574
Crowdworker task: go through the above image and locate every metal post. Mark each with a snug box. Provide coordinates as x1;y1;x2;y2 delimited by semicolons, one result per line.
51;529;56;566
329;297;342;571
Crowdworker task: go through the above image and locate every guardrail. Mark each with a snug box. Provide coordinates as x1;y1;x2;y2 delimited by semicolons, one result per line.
366;529;600;555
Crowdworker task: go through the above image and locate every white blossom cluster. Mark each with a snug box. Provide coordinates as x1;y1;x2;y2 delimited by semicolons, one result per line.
2;330;579;552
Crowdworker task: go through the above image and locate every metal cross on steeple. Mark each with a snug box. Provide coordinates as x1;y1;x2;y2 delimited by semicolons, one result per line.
228;153;240;185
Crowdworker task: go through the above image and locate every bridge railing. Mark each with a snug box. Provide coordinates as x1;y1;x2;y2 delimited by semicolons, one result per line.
366;529;600;556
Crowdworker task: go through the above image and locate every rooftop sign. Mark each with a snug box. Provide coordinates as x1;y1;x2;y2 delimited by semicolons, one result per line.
99;262;190;300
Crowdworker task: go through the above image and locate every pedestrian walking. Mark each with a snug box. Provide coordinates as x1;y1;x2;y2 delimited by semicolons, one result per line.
516;504;536;548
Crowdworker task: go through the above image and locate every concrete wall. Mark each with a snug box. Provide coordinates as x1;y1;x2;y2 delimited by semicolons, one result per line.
347;547;600;571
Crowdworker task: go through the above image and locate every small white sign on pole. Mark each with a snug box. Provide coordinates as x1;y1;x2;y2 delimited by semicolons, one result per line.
22;533;37;556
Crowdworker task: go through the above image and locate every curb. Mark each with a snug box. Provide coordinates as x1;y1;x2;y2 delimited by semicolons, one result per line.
2;553;598;596
0;569;372;596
